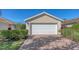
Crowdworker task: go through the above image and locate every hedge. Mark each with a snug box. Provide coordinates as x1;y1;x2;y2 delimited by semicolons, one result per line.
0;30;28;41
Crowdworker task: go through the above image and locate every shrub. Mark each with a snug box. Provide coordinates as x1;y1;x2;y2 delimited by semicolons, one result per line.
19;30;28;39
61;28;72;37
21;24;26;29
1;30;12;40
0;30;28;41
10;30;20;41
72;30;79;42
61;28;79;42
72;24;79;29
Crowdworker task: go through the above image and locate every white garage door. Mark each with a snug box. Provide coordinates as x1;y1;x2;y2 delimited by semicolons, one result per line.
32;24;57;35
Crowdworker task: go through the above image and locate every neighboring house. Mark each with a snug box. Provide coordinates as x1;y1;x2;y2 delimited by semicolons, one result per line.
63;18;79;27
25;12;63;35
63;20;74;27
0;18;15;30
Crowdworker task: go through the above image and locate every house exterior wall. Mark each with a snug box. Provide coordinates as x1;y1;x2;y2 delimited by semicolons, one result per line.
11;25;15;30
0;23;15;30
30;15;60;23
26;15;62;35
0;23;8;30
65;24;73;27
26;23;31;35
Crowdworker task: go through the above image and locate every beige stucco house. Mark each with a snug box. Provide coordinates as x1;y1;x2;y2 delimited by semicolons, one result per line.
25;12;63;35
0;18;15;30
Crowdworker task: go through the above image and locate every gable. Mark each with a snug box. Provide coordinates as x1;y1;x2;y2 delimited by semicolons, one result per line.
25;12;63;23
29;14;61;23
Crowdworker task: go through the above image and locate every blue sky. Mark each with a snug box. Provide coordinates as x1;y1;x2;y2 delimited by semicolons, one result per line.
1;9;79;23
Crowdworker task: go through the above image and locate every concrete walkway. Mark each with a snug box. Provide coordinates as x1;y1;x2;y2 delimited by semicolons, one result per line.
19;35;79;50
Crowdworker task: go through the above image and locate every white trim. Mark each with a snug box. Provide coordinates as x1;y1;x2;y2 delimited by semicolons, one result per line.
24;12;63;22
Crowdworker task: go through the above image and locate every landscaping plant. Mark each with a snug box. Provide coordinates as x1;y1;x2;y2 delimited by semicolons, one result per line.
0;30;28;50
61;27;79;42
0;30;28;41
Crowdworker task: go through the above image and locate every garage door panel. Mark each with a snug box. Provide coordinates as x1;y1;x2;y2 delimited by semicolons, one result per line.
32;24;57;35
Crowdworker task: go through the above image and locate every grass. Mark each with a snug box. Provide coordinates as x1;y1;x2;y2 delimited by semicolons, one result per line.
0;30;28;50
61;28;79;42
0;39;25;50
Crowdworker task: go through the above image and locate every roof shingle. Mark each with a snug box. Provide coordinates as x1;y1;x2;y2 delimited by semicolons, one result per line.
0;18;15;24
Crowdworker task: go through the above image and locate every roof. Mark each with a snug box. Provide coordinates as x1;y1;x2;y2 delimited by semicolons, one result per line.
24;12;63;22
63;18;79;24
0;17;15;24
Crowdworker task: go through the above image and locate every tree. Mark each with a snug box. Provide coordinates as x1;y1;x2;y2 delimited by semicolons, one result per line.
21;24;26;29
15;23;26;30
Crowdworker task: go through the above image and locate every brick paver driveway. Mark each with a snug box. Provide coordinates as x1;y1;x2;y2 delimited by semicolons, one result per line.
19;35;79;50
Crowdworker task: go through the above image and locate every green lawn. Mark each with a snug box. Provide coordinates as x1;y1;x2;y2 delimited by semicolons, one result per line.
0;39;25;50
